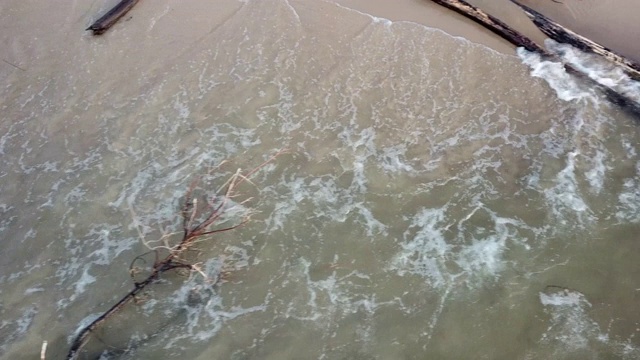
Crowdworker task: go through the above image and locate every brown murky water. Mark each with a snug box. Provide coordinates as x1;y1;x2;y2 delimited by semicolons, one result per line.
1;1;640;359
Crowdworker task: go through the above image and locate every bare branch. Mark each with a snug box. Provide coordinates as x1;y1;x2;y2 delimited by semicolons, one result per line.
67;152;284;359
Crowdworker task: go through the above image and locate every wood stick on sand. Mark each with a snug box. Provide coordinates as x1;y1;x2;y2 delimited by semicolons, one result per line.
87;0;140;35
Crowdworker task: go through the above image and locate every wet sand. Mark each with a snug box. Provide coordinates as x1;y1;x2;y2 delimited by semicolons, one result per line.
332;0;640;62
331;0;545;55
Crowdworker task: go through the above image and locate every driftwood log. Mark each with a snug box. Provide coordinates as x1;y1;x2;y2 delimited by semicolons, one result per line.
511;0;640;81
429;0;640;117
87;0;140;35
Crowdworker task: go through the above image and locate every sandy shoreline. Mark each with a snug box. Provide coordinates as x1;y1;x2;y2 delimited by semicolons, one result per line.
518;0;640;62
330;0;535;55
330;0;640;62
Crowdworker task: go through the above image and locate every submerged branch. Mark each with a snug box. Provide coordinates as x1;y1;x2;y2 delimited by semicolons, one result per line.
66;268;162;359
67;151;285;359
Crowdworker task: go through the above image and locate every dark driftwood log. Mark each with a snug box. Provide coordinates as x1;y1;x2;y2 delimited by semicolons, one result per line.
428;0;640;118
511;0;640;81
87;0;140;35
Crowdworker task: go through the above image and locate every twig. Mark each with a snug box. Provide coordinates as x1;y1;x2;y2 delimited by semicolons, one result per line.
2;59;26;72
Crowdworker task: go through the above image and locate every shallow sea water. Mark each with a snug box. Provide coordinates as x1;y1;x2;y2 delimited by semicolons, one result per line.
1;0;640;359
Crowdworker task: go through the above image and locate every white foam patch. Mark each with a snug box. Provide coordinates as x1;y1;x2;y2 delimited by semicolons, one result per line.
393;202;533;289
74;267;97;295
519;40;640;110
622;139;637;159
86;224;137;266
545;40;640;104
392;207;452;289
69;313;101;343
23;287;44;295
539;288;640;358
616;161;640;222
354;203;387;236
263;172;388;237
0;306;37;355
0;203;15;235
379;144;416;173
174;90;191;120
544;151;593;226
282;0;301;25
585;150;607;193
55;224;137;309
263;177;305;232
273;80;301;134
539;289;597;350
517;48;594;102
160;258;265;348
456;234;505;275
287;258;399;324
